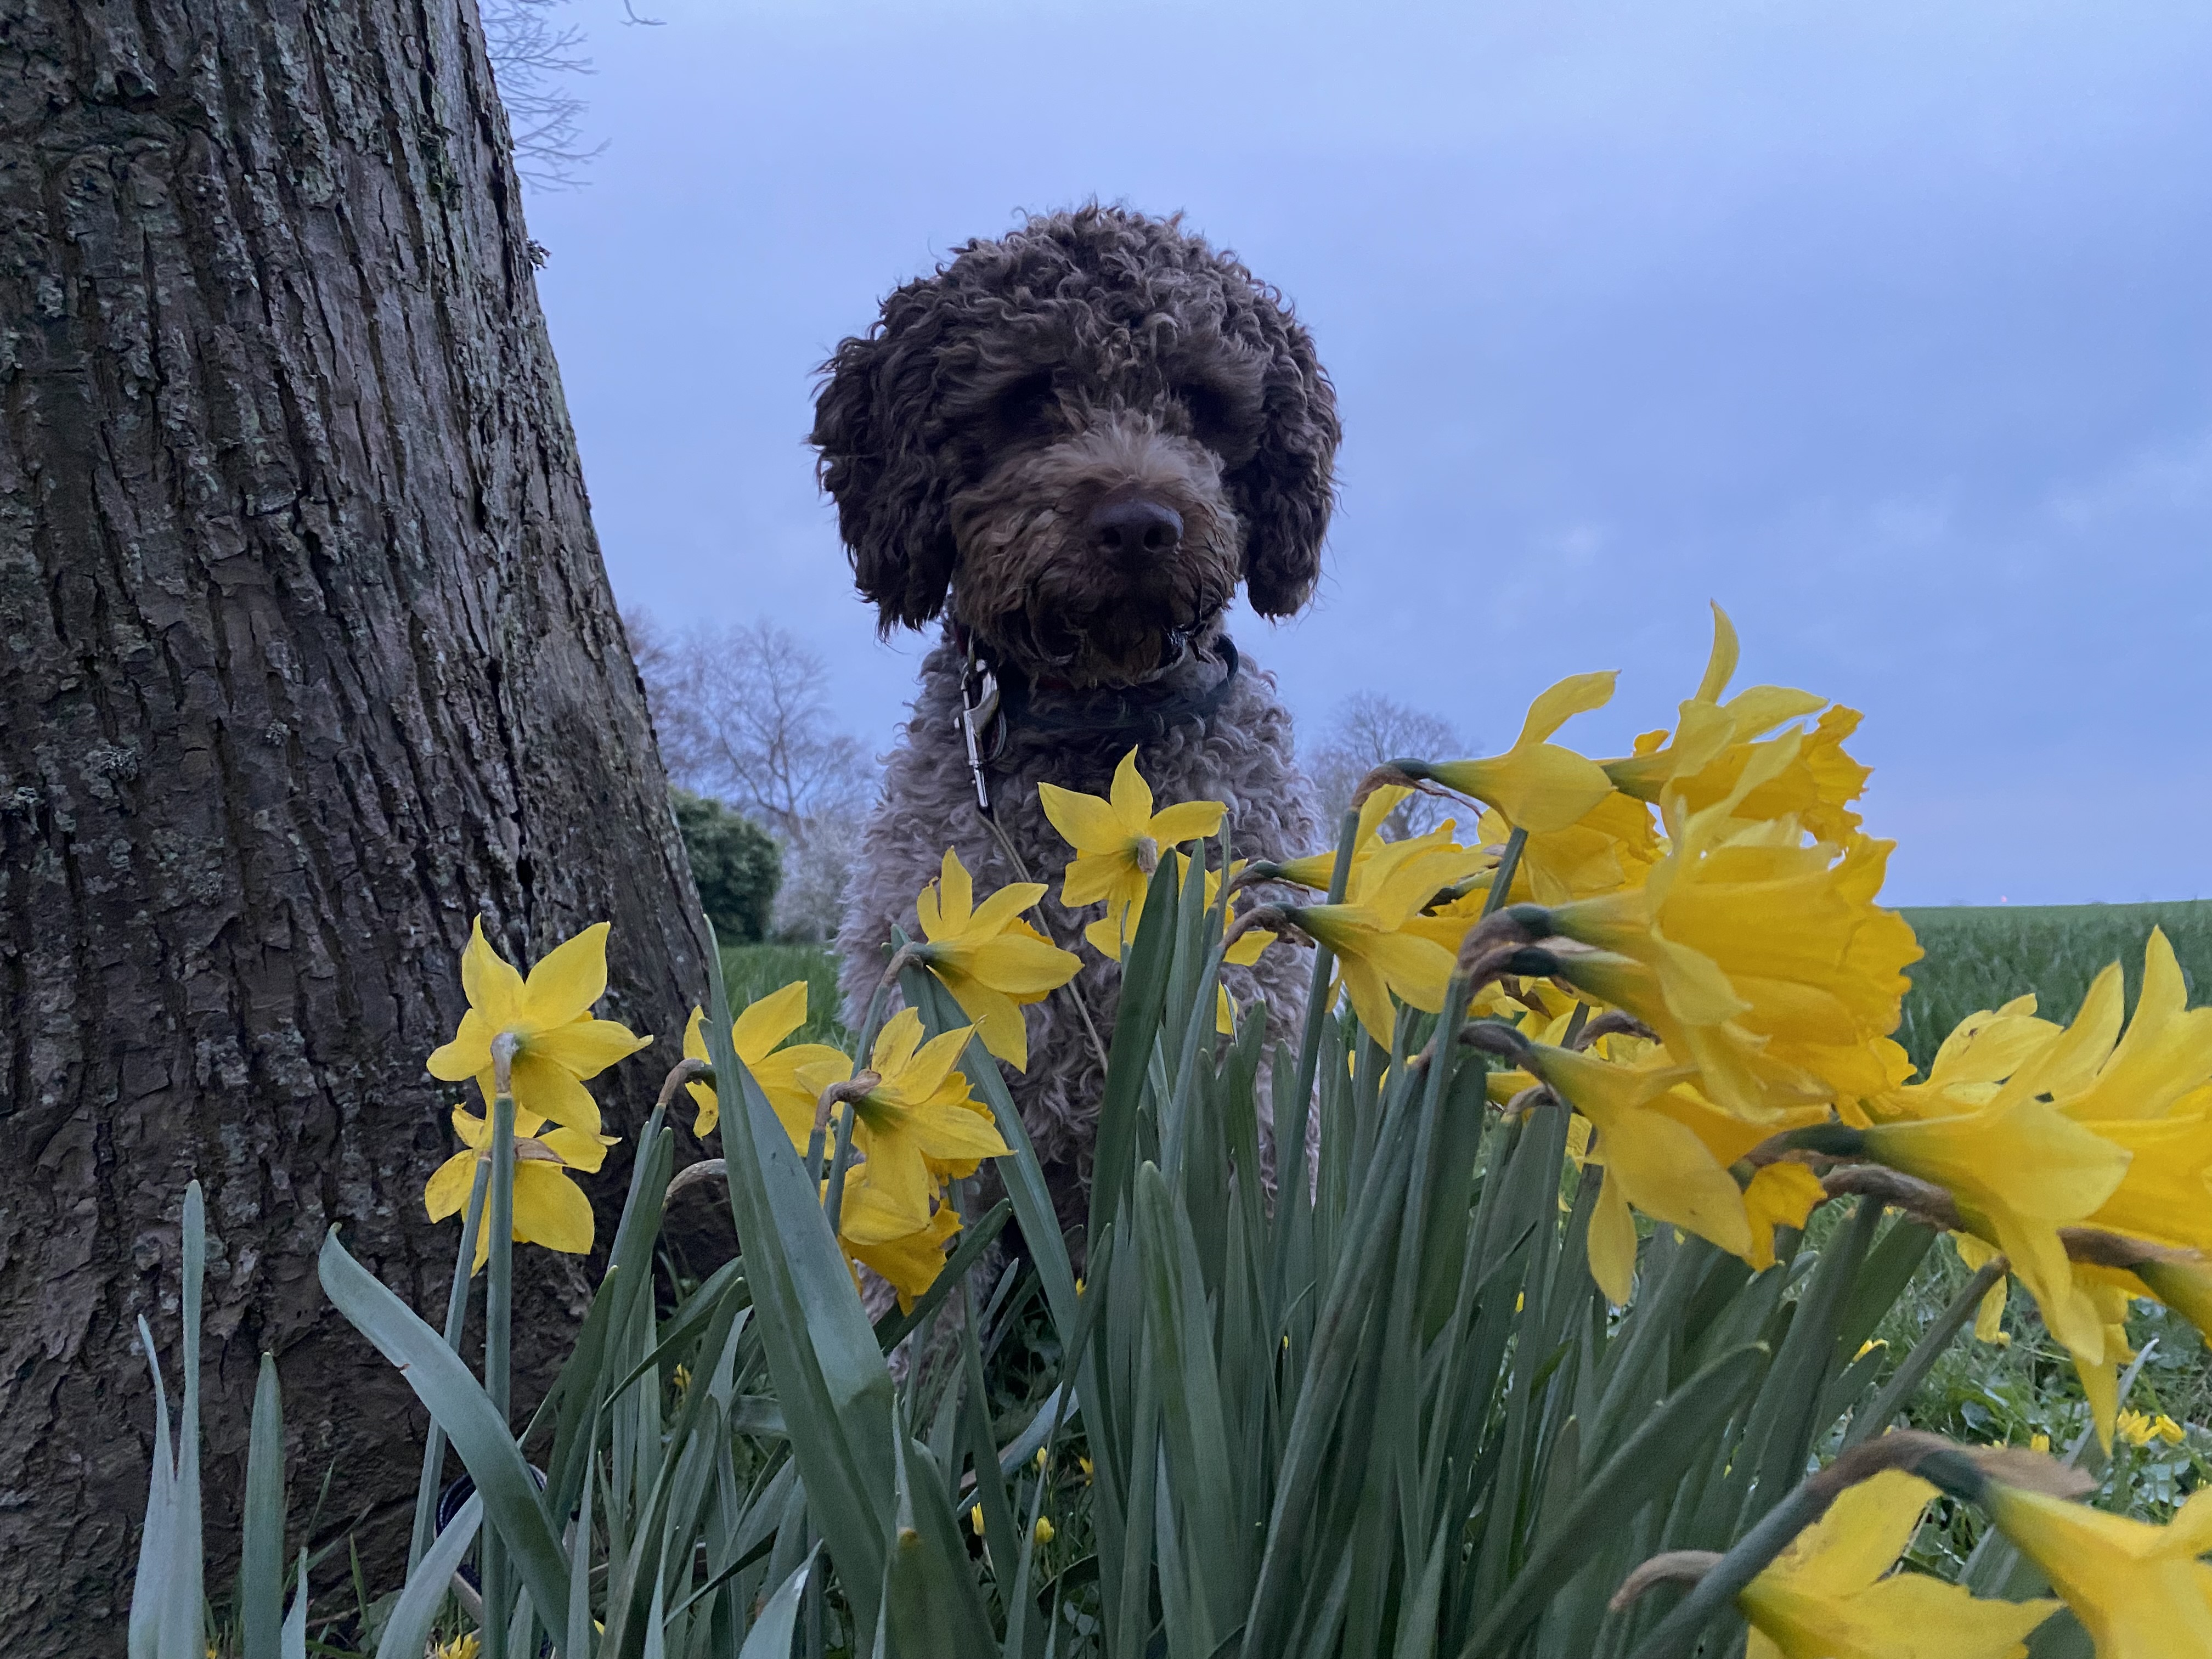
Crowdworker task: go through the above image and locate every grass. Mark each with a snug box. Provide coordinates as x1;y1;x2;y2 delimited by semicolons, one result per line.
721;941;848;1044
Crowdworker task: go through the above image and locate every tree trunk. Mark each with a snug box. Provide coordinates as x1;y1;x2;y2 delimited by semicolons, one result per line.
0;0;710;1641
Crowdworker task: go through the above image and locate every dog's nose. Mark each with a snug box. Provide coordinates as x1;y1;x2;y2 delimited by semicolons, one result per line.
1090;495;1183;561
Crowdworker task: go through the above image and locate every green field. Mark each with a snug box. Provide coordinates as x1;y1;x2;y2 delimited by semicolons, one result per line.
1896;899;2212;1074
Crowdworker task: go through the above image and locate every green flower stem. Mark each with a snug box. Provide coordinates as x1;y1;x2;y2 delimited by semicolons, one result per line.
1481;826;1530;919
1839;1255;2009;1452
1286;806;1361;1150
408;1155;490;1574
482;1058;518;1654
811;971;894;1182
821;1095;862;1238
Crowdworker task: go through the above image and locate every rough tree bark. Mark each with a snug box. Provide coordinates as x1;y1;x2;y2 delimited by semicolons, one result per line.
0;0;711;1641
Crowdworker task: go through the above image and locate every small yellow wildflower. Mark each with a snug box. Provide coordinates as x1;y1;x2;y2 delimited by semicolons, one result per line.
1078;1456;1094;1484
1035;1447;1049;1472
1032;1516;1054;1546
2029;1433;2051;1453
2115;1411;2187;1450
969;1503;985;1536
671;1363;692;1397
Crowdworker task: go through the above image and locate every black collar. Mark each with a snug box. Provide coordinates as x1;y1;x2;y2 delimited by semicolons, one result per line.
995;635;1240;744
953;627;1242;814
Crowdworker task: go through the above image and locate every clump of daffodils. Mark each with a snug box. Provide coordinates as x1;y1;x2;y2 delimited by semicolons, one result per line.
1153;601;2212;1474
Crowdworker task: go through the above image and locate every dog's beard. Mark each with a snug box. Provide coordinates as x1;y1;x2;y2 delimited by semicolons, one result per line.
947;419;1243;687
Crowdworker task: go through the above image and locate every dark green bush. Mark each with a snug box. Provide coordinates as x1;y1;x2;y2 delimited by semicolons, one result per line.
670;787;780;944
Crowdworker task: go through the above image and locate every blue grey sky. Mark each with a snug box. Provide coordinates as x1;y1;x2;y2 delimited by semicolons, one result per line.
523;0;2210;906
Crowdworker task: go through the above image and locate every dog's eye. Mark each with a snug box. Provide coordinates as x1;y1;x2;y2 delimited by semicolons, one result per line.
1178;381;1254;451
990;374;1058;434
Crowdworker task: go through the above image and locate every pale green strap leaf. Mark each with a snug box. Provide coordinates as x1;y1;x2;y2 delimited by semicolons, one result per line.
374;1493;481;1659
318;1228;571;1622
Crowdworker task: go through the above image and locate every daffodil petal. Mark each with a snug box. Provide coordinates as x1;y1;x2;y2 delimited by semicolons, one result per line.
511;1163;596;1255
529;1015;651;1081
519;922;612;1027
731;981;811;1060
1038;782;1129;853
424;1150;480;1222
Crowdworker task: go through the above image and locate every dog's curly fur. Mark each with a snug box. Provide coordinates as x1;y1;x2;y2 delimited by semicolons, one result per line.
812;205;1340;1261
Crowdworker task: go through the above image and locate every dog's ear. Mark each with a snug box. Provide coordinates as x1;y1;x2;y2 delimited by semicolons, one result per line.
1233;315;1340;618
811;288;961;633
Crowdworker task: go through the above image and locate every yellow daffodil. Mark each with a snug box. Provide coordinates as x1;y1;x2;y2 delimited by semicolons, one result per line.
795;1009;1009;1243
1086;853;1277;1034
1535;736;1921;1121
1864;995;2059;1125
1275;785;1453;891
1742;1161;1830;1272
1470;794;1661;908
1736;1469;2055;1659
1397;672;1619;834
2061;932;2212;1124
1857;1096;2130;1384
841;1190;962;1312
910;848;1082;1068
2078;1107;2212;1255
1979;1481;2212;1656
424;1104;618;1273
1039;748;1226;946
681;984;848;1145
1283;834;1488;1046
426;919;651;1136
1520;1043;1754;1302
1599;606;1870;844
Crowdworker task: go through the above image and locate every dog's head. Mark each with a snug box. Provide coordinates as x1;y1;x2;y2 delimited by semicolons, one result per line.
811;206;1339;687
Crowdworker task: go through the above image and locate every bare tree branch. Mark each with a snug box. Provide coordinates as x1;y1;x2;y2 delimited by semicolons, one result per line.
626;611;881;941
481;0;607;189
1306;691;1471;839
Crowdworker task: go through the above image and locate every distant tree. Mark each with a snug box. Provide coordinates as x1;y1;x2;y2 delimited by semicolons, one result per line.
670;791;781;944
1307;692;1471;840
628;613;878;942
772;815;865;944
